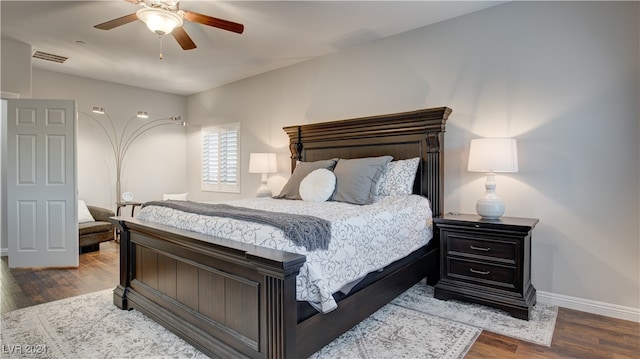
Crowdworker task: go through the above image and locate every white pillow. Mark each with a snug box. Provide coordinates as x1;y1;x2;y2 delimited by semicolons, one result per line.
78;200;95;223
274;159;337;200
299;169;336;202
376;157;420;196
163;192;189;201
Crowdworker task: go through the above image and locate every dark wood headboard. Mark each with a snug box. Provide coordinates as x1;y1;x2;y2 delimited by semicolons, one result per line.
282;107;451;217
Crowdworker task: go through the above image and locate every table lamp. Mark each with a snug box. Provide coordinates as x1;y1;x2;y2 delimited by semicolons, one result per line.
249;153;277;197
467;138;518;219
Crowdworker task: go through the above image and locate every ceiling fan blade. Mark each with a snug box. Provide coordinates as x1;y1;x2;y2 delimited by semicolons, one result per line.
183;11;244;34
94;13;139;30
172;27;197;50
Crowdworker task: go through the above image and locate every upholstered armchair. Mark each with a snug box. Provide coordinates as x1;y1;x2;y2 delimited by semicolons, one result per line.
79;205;115;253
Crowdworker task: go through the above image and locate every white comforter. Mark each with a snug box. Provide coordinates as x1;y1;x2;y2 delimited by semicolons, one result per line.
136;195;433;313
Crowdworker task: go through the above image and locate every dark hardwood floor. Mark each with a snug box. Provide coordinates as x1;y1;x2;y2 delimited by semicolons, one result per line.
1;241;638;358
1;240;120;313
466;308;639;358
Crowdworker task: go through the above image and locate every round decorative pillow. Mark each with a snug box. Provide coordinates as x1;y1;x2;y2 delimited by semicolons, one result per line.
299;169;336;202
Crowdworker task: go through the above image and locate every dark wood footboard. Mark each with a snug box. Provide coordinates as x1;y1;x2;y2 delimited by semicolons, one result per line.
113;216;439;359
113;217;306;358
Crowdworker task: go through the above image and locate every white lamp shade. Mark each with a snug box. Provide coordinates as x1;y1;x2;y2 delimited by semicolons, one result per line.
136;8;183;35
249;153;277;174
468;138;518;173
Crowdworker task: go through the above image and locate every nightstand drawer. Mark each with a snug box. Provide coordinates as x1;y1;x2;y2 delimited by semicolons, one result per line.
447;258;517;290
445;232;516;264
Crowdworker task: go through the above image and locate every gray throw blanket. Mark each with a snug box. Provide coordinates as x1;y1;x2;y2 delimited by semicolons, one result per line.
142;200;331;251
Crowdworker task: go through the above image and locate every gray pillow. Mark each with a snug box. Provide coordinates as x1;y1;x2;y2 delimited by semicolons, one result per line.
275;159;338;200
332;156;393;205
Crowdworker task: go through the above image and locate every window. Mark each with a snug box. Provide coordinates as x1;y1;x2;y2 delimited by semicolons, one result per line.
201;123;240;192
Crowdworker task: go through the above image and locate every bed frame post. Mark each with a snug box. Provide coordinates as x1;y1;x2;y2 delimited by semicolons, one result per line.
288;126;303;171
426;130;445;218
112;218;132;310
251;258;303;358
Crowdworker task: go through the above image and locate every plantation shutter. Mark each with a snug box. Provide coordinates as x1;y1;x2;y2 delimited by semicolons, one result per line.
201;123;240;192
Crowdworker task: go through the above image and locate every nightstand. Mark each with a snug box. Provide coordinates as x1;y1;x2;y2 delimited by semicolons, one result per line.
115;201;143;217
433;213;538;320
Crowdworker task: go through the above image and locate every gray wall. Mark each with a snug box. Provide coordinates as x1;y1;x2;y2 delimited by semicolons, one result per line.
0;36;188;252
186;1;639;315
0;38;32;252
0;68;188;252
32;69;188;211
0;38;31;98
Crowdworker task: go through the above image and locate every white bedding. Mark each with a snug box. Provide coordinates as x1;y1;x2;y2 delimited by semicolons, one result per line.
136;195;433;313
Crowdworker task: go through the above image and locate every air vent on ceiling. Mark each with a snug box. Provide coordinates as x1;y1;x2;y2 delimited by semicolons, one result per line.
32;51;68;64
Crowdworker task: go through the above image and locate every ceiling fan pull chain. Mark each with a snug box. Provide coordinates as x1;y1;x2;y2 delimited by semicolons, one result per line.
159;36;164;60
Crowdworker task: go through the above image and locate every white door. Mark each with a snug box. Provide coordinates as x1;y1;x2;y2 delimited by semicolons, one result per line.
6;99;78;268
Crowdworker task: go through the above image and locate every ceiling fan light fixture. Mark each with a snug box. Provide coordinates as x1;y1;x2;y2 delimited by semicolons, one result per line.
136;8;183;36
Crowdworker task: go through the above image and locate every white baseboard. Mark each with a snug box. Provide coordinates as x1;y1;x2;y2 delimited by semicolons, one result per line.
537;290;640;323
0;247;7;257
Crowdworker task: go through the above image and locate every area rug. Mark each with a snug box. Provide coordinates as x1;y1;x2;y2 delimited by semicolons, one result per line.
0;282;557;358
308;303;480;359
1;287;479;359
392;284;558;347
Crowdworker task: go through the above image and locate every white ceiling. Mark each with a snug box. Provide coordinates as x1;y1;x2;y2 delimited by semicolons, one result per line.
1;1;503;96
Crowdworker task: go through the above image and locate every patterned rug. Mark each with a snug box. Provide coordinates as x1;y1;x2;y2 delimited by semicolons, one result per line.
393;284;558;347
0;282;557;358
308;303;480;359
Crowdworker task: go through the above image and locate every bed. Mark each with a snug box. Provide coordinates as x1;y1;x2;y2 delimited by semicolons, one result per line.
112;106;451;358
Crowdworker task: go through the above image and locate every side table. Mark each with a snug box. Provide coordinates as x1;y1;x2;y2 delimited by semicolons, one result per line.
116;201;143;217
433;213;539;320
114;201;143;243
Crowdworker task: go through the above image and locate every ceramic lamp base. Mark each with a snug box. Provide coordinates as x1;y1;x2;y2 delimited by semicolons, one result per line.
256;184;272;198
476;172;505;219
476;196;505;219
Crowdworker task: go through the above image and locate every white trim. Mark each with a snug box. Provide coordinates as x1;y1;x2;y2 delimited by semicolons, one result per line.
0;91;20;99
537;290;640;323
1;247;7;257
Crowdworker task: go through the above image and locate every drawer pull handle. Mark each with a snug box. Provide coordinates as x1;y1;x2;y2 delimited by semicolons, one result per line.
470;268;490;275
470;245;491;252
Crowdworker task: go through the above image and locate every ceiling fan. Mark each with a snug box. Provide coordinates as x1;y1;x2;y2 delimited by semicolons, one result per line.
94;0;244;51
